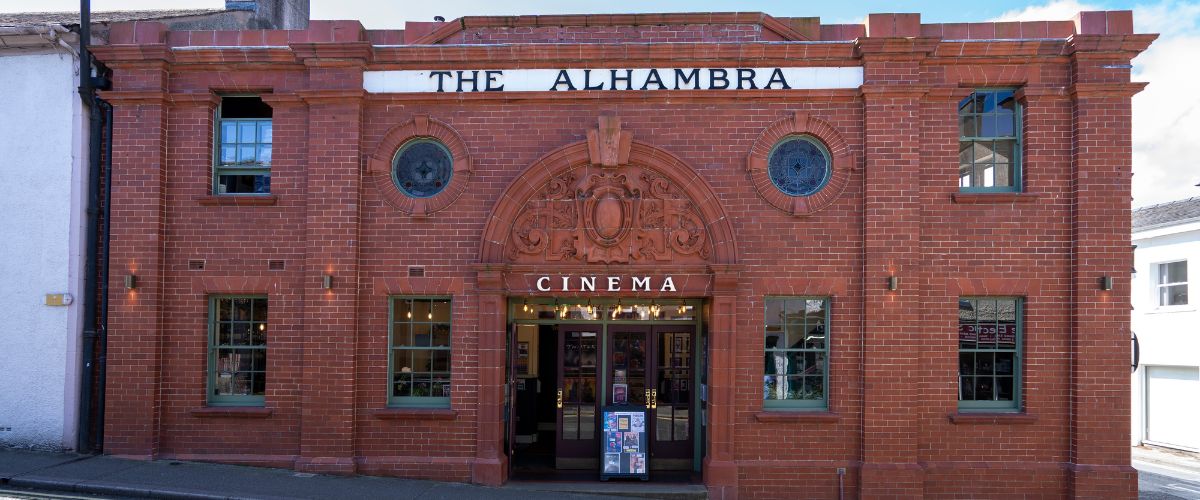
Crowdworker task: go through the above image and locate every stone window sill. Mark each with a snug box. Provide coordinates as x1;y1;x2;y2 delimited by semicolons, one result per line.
755;411;841;423
948;412;1037;425
196;195;279;206
951;192;1042;204
371;408;458;420
190;407;272;418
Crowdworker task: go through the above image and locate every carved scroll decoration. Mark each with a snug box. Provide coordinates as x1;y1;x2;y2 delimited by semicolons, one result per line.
505;165;712;264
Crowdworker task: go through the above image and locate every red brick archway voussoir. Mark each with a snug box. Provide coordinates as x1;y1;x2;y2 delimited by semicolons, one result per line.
479;139;738;265
746;111;857;216
367;114;473;217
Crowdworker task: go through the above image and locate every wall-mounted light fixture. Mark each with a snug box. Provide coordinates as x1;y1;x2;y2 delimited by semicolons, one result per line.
124;274;137;290
322;275;333;289
1100;276;1113;291
887;276;899;291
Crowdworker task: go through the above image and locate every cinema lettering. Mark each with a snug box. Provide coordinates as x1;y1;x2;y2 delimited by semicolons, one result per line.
534;275;677;292
363;66;864;93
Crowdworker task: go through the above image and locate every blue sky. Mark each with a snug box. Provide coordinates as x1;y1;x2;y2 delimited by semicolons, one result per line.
0;0;1153;25
1;0;1196;206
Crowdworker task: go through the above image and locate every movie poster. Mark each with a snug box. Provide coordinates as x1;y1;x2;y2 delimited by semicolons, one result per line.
606;432;621;453
604;453;621;473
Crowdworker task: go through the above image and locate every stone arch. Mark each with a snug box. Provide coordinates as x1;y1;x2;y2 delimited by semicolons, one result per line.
479;117;737;266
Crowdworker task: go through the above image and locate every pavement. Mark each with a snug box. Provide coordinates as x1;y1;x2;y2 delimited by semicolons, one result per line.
0;448;663;500
1134;445;1200;500
12;445;1198;499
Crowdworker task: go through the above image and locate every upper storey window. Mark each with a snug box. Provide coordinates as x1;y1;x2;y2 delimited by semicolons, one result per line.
959;90;1020;192
392;139;453;198
768;135;831;197
215;96;272;195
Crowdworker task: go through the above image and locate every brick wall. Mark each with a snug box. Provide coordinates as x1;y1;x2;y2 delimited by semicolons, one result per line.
93;10;1153;499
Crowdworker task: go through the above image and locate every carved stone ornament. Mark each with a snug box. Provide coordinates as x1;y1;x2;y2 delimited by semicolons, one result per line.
504;116;712;265
505;166;712;264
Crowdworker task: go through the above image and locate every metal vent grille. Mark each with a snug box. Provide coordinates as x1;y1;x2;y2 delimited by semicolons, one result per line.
188;260;205;271
268;260;285;271
408;266;425;277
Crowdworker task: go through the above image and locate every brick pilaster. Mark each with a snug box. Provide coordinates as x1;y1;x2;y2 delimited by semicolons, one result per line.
473;268;507;486
856;35;937;498
100;52;172;459
1065;34;1152;499
294;85;365;474
704;265;740;500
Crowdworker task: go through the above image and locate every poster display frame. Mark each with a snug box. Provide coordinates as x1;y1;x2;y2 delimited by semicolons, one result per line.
599;404;650;481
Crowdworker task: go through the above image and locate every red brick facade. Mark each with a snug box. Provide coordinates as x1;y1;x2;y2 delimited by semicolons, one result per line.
93;11;1154;499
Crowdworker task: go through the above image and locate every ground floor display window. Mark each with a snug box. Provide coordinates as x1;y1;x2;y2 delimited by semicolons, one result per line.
957;297;1022;411
389;297;452;408
763;297;829;410
207;296;268;406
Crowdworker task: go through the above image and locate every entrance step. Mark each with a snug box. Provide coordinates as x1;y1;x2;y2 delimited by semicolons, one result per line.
505;480;708;500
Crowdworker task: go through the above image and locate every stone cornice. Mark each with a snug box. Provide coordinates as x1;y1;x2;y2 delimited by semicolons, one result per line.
1068;81;1150;99
928;39;1068;61
99;90;169;105
171;47;297;65
410;12;813;45
860;84;929;97
291;42;373;65
168;92;220;107
296;89;366;104
1065;33;1157;56
854;37;940;58
369;42;857;67
1015;85;1069;102
90;44;173;65
259;93;306;106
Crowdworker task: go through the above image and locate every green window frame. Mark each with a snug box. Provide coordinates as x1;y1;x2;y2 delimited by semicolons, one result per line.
214;96;272;195
958;89;1021;192
207;295;268;406
389;297;452;408
763;297;829;410
957;297;1022;412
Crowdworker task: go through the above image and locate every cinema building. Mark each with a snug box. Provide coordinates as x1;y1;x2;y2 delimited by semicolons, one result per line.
92;10;1152;498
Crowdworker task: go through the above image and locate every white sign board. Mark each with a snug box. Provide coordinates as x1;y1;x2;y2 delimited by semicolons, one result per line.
363;67;863;93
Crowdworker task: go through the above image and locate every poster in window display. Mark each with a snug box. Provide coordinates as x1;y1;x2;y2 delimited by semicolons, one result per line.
600;406;650;481
613;383;628;404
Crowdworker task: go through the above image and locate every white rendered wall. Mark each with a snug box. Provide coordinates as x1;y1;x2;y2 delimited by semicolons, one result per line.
0;49;85;450
1131;219;1200;447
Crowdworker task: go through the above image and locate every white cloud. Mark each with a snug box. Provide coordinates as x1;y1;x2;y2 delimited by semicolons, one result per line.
993;0;1102;21
995;1;1200;207
1131;1;1200;207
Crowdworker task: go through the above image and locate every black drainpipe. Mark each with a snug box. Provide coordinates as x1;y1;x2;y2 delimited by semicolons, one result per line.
76;0;112;453
95;97;113;451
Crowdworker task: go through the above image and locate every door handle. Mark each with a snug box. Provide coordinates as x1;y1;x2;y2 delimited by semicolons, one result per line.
556;388;563;409
651;389;657;409
644;389;651;407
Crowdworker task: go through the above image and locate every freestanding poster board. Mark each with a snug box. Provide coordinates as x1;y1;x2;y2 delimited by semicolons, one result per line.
600;405;650;481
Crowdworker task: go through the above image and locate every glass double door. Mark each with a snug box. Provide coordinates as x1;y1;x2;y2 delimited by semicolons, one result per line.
556;324;695;469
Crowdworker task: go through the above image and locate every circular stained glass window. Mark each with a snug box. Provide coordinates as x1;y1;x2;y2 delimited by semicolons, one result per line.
767;136;831;197
392;139;453;198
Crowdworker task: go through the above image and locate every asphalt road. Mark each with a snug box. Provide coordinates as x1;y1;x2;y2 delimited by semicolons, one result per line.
1139;463;1200;500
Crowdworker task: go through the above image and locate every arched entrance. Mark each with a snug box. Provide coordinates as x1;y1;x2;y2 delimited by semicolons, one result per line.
472;116;740;491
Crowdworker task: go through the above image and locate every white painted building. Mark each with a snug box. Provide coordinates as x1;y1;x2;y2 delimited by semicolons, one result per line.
1132;197;1200;452
0;24;88;451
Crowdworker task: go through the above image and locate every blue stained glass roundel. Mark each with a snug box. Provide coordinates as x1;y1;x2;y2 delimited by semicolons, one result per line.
767;136;831;197
392;139;453;198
